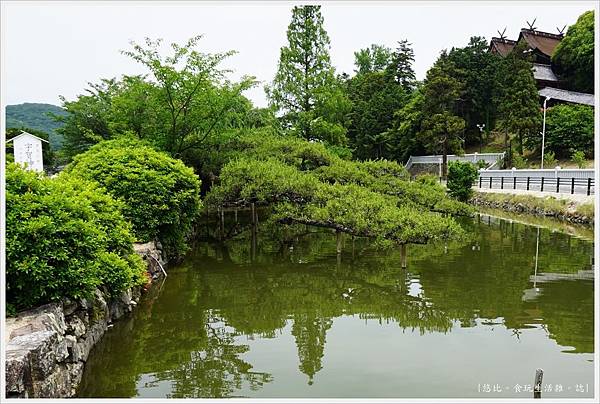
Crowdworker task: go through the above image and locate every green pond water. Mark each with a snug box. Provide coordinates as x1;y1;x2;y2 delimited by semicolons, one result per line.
78;213;595;398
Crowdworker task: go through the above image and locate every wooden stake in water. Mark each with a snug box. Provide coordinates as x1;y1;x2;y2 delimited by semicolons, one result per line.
533;368;543;398
336;230;342;254
401;244;407;269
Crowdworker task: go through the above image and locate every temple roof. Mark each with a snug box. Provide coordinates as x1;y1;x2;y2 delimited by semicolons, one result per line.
532;64;558;82
489;37;517;56
518;29;563;57
539;87;594;106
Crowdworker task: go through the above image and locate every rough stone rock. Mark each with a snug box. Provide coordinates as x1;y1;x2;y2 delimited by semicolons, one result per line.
62;298;78;317
74;323;107;363
67;362;84;394
8;303;66;340
66;316;86;338
5;347;31;396
31;364;71;398
6;330;63;380
91;288;109;324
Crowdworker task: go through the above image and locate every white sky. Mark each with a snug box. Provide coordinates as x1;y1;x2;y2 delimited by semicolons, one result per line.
1;1;596;108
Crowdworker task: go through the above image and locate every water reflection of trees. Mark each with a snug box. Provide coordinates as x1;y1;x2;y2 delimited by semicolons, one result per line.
80;214;593;397
413;216;593;352
78;277;272;398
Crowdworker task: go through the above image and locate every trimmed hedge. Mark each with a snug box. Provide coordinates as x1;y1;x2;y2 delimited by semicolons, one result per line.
65;138;202;258
6;163;146;311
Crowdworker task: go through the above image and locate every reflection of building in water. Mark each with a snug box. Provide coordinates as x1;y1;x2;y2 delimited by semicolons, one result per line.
291;314;333;385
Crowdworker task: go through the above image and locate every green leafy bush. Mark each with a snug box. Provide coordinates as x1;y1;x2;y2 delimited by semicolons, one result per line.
511;154;528;169
571;150;587;168
539;104;594;158
447;161;478;202
6;163;146;311
543;151;558;168
65;138;202;258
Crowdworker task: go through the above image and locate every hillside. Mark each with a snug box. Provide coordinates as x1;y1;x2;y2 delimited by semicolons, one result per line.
6;103;67;149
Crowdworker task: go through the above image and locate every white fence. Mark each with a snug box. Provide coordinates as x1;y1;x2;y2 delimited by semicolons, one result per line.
405;152;505;170
479;168;595;179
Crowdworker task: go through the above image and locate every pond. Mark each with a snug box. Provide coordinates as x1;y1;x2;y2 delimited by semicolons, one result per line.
78;213;594;398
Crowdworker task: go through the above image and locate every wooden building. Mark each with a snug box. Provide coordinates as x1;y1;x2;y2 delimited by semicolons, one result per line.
489;28;563;89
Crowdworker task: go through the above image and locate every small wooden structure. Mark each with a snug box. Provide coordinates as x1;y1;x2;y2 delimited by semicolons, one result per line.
7;131;48;172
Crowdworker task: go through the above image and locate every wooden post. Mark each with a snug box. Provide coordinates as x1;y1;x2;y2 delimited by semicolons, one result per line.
400;244;407;269
513;176;516;190
527;176;530;190
336;230;342;254
489;176;492;189
220;208;225;234
556;177;560;193
571;177;575;194
251;202;257;261
501;177;504;189
587;178;591;195
533;368;543;398
541;177;544;192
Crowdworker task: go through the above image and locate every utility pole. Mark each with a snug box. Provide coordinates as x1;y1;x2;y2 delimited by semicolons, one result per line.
541;96;550;169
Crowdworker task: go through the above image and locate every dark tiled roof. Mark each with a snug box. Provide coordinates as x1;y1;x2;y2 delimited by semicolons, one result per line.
539;87;595;106
532;64;558;82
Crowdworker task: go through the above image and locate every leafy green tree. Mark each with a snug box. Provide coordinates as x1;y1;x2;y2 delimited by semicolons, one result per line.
6;163;146;311
526;104;594;158
266;5;349;144
345;40;416;160
445;37;500;145
446;161;478;201
553;10;595;93
122;36;256;156
353;44;393;74
495;41;541;156
387;86;426;162
58;36;256;165
384;40;417;91
418;53;466;177
345;71;407;159
65;138;203;258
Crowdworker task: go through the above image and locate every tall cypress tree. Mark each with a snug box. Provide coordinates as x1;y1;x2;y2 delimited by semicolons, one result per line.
267;5;348;144
495;41;541;157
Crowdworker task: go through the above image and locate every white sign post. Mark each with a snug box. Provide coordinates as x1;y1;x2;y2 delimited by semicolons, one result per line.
7;131;48;172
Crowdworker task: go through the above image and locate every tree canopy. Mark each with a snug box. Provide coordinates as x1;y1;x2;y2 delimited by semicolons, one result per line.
552;10;595;93
266;5;350;145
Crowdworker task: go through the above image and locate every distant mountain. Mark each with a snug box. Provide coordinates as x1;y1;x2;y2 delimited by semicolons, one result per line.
6;103;67;150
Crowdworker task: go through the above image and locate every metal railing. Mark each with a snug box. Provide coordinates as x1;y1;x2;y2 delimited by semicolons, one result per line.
477;175;595;195
480;168;595;179
405;152;505;170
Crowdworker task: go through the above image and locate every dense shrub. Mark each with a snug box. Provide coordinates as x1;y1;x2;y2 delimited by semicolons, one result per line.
447;161;478;202
65;138;202;258
538;104;593;158
6;163;146;311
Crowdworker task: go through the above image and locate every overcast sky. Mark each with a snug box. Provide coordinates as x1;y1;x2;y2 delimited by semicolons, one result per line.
1;1;596;108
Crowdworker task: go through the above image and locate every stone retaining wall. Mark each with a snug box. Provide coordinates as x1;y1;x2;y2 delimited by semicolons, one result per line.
5;241;166;398
470;193;594;226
